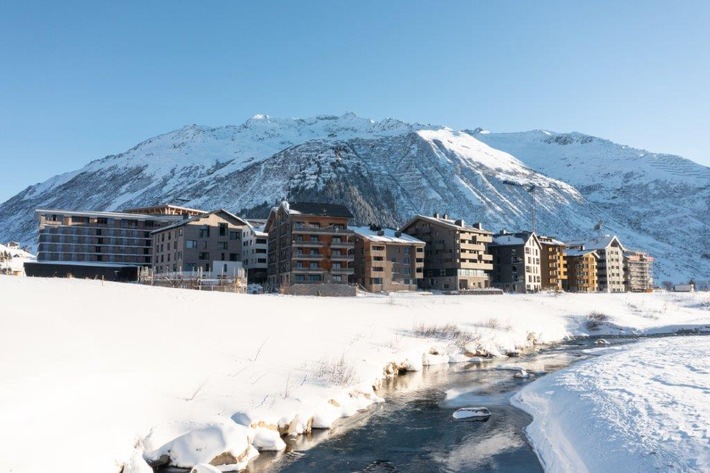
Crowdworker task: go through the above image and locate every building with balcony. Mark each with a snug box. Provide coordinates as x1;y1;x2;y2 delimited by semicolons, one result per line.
30;205;201;280
489;231;542;293
624;250;654;292
401;213;493;291
567;235;626;293
351;225;425;293
265;201;355;290
539;235;567;291
564;249;599;292
151;209;249;274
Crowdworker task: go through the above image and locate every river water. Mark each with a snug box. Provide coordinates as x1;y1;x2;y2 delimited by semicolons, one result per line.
243;338;628;473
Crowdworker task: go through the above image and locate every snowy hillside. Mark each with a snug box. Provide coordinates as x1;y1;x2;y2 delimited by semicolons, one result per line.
473;130;710;282
0;114;707;282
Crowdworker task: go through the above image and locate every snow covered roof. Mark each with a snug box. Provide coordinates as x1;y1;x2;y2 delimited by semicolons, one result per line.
567;235;625;251
153;209;248;234
402;214;492;234
0;243;34;259
538;235;566;246
287;202;354;218
350;226;425;244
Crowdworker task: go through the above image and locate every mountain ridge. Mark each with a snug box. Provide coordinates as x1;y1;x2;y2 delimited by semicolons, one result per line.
1;113;708;283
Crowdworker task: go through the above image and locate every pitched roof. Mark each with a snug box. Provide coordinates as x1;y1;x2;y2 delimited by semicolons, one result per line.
401;214;492;234
152;209;248;233
288;202;354;218
350;226;425;244
491;231;538;247
567;235;625;251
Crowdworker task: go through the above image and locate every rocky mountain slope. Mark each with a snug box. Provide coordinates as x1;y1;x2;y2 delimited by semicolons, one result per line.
1;114;707;282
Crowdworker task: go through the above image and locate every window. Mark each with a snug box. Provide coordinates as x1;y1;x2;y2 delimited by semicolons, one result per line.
373;266;384;272
185;263;197;272
186;240;197;249
199;252;209;260
295;274;306;282
371;278;383;285
219;223;227;236
229;253;238;261
230;231;240;240
257;258;266;264
97;218;108;225
308;274;322;282
96;229;102;236
199;226;210;238
332;275;342;282
404;247;411;254
219;242;228;250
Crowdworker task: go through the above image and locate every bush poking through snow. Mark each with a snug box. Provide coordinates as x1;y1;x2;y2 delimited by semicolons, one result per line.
586;311;610;330
412;322;476;346
315;354;357;386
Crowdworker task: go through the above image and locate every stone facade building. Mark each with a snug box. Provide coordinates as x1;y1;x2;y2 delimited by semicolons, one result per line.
351;225;425;292
151;209;249;274
401;213;493;291
265;202;355;289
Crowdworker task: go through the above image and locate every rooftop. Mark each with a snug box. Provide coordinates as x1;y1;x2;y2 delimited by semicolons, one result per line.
350;226;425;244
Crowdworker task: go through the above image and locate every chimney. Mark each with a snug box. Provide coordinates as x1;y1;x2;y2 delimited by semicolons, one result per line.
377;230;385;236
472;222;484;230
443;214;448;220
433;212;440;219
395;231;402;237
455;219;464;227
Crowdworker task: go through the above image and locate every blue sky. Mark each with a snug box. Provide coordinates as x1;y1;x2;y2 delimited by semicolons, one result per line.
1;1;708;202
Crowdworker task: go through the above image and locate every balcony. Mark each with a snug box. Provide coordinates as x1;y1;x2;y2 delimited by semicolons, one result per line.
293;226;354;236
293;241;323;248
331;254;354;262
293;253;323;260
331;267;354;275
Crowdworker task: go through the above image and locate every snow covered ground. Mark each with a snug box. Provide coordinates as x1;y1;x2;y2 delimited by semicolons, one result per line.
0;276;709;473
512;336;710;473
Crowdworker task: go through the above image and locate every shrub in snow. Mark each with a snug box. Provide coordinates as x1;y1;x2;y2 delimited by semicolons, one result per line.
315;354;358;386
586;311;610;330
144;424;258;470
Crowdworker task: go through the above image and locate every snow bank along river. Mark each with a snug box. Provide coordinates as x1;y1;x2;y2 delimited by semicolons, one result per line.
1;276;709;473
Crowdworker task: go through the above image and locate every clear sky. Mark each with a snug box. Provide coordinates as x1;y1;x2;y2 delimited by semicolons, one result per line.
1;1;709;202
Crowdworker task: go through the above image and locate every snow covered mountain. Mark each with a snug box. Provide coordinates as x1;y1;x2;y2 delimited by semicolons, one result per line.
0;114;707;282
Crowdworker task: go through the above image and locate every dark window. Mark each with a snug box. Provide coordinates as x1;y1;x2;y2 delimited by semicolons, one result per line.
199;252;209;260
97;218;108;225
230;231;240;240
229;253;238;261
219;223;227;236
199;226;210;238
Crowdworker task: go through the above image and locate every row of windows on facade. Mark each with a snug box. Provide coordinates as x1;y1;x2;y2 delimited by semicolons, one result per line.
48;215;155;227
155;251;242;263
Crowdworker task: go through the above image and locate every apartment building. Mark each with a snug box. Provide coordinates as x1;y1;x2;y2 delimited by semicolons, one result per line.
351;225;425;292
401;213;493;291
564;250;599;292
265;201;355;289
567;235;626;293
489;231;542;293
539;235;567;291
241;220;268;284
151;209;249;274
624;250;654;292
31;206;204;279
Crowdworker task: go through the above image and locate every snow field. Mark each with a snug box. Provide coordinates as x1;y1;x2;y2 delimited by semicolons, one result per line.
0;276;709;472
512;336;710;473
